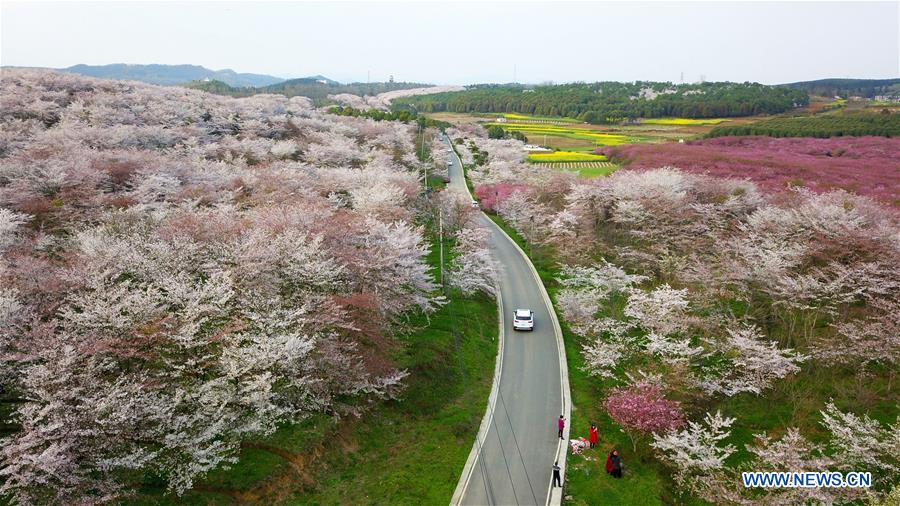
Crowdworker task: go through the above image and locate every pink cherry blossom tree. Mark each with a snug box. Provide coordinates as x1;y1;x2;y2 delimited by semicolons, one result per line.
604;382;685;452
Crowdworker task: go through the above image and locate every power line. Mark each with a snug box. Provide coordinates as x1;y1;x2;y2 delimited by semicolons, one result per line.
498;388;539;505
492;410;520;506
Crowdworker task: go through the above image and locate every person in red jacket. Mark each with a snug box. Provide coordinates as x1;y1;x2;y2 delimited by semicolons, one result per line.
557;415;565;439
589;423;599;449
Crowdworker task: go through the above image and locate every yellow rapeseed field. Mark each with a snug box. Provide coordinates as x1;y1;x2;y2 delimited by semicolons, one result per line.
639;118;727;126
527;151;608;163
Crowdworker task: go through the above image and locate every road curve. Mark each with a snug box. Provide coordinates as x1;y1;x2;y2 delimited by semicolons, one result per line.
442;136;571;506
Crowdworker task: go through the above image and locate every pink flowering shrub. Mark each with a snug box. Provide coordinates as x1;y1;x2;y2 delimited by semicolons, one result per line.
604;382;685;451
474;182;531;212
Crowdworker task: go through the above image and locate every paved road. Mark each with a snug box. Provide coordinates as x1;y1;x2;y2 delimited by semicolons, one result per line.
441;137;565;506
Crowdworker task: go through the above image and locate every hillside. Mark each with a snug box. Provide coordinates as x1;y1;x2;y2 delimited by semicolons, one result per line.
782;78;900;99
399;82;809;123
61;63;285;87
0;69;499;504
185;77;435;104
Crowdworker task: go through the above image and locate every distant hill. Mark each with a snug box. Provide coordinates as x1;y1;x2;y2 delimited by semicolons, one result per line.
60;64;285;87
259;78;433;100
781;78;900;98
185;77;434;105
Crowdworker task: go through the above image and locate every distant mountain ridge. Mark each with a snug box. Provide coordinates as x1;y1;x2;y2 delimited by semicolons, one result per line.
60;64;286;87
185;78;434;105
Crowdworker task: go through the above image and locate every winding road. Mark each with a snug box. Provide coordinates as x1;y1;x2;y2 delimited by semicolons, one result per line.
442;136;571;506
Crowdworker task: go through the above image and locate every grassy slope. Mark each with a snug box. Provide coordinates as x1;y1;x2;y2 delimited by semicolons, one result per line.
127;230;499;505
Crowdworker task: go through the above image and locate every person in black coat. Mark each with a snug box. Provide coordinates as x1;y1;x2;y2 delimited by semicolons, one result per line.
610;449;623;478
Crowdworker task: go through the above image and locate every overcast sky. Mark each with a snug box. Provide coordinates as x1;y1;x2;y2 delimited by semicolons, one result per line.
2;1;898;85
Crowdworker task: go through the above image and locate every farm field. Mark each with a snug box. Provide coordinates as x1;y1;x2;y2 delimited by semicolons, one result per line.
430;111;757;153
527;150;609;163
533;161;619;178
639;117;727;125
501;112;580;123
527;151;617;178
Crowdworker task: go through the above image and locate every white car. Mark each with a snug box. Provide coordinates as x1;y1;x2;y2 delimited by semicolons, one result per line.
513;309;534;331
447;159;453;166
471;200;479;209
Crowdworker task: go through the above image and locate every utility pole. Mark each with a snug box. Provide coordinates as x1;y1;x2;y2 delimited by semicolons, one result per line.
439;209;444;289
529;216;534;256
420;124;428;191
420;126;426;160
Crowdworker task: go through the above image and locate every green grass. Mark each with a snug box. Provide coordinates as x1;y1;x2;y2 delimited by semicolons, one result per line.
569;164;619;178
126;225;499;505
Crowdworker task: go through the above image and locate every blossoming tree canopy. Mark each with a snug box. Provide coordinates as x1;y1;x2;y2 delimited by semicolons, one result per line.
0;69;442;503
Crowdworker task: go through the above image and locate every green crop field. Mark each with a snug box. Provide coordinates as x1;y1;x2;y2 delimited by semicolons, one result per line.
531;161;619;178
